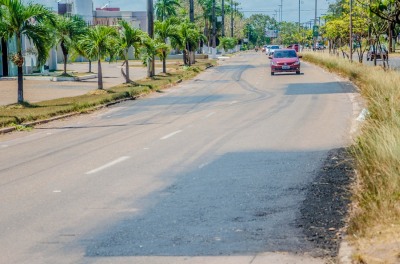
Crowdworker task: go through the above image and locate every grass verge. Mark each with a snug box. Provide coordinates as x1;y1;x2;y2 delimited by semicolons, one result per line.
0;59;216;129
301;52;400;263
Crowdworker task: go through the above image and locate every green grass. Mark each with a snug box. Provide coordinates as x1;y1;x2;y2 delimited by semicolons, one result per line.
301;52;400;236
0;59;216;129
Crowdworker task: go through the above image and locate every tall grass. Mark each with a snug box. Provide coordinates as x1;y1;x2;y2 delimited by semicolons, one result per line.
302;52;400;235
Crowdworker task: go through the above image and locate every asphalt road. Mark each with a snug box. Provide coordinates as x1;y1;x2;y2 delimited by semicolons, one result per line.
0;52;359;264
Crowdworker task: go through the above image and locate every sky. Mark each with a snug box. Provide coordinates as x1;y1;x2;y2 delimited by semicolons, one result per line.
35;0;332;25
92;0;332;24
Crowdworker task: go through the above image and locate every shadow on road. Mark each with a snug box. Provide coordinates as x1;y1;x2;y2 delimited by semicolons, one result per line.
82;149;351;258
285;82;357;95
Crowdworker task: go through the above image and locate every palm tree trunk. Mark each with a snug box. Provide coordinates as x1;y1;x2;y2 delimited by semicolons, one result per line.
63;54;68;75
89;60;92;73
125;59;130;82
162;50;166;73
97;59;103;89
17;66;23;103
16;34;24;103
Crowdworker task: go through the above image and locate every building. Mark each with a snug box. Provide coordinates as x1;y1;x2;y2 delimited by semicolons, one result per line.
0;0;146;77
94;8;147;32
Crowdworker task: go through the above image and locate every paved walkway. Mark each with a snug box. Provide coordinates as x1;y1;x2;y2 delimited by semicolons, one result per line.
0;62;161;106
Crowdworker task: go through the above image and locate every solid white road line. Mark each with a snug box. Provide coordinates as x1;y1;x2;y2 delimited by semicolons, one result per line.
160;130;182;140
86;156;130;175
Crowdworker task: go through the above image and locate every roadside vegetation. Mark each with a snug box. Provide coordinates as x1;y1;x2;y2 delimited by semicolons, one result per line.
302;52;400;263
0;60;215;128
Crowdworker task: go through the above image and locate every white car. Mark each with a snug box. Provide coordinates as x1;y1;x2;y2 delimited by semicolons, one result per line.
264;45;272;54
268;45;280;56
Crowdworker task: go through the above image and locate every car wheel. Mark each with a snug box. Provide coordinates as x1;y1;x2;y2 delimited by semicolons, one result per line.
271;72;274;76
296;71;300;75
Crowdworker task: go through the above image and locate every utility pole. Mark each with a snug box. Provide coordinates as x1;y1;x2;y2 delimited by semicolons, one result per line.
189;0;195;64
147;0;154;77
230;0;234;37
349;0;353;62
212;0;217;58
280;0;283;22
222;0;225;37
189;0;194;22
313;0;317;50
298;0;301;32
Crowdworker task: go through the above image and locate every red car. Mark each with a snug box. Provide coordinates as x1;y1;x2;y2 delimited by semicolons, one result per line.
287;44;300;52
269;49;301;75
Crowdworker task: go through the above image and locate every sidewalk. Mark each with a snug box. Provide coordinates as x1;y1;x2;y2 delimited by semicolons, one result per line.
0;62;160;106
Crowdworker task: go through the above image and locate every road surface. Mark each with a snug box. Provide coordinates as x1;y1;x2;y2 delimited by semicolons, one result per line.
0;52;358;264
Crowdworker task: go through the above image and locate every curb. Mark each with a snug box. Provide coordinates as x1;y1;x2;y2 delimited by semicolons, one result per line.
338;238;353;264
0;97;134;135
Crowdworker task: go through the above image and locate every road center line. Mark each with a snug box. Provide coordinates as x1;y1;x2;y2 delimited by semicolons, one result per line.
160;130;182;140
229;101;238;105
86;156;130;175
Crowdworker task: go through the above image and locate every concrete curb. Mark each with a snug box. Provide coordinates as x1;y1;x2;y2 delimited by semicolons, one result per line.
0;97;134;134
338;238;353;264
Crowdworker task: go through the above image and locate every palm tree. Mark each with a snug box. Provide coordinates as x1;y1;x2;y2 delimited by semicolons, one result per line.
78;25;118;89
118;20;146;83
53;15;87;75
141;36;169;75
0;0;55;103
155;18;178;73
173;20;205;66
155;0;181;21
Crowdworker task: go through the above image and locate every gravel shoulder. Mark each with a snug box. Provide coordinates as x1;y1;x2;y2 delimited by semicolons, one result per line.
298;148;355;260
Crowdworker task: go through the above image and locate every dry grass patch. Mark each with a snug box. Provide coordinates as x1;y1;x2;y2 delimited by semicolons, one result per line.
302;52;400;263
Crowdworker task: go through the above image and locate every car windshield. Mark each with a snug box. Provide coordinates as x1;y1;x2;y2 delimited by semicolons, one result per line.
273;50;297;58
271;46;280;49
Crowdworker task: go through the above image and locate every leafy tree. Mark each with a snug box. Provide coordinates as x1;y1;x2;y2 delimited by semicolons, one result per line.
369;0;400;51
173;20;205;65
141;36;169;74
246;14;276;46
155;18;179;73
0;0;55;103
78;25;118;89
155;0;181;21
118;20;146;82
218;36;237;53
53;15;87;75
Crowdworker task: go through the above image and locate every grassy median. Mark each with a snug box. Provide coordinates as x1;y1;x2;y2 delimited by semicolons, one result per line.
302;52;400;263
0;60;215;129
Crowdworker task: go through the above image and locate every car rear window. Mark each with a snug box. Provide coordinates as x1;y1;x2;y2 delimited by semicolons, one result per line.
271;46;280;49
274;50;297;58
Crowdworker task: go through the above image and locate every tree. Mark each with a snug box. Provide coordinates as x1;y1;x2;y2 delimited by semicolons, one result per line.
118;20;146;82
78;25;118;89
155;0;181;21
141;36;169;74
369;0;400;52
53;15;87;75
218;36;237;54
173;20;205;66
246;14;276;46
155;18;179;73
0;0;55;103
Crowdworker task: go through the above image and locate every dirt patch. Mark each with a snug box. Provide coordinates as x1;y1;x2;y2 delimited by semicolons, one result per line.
297;148;355;258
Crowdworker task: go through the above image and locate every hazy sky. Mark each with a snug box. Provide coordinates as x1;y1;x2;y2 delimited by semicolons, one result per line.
92;0;331;23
